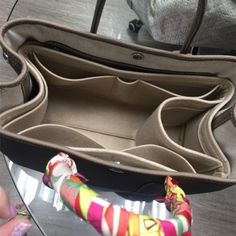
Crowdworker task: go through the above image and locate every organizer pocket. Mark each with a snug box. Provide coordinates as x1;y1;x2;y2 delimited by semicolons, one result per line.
42;76;175;150
5;72;179;150
124;144;195;172
18;124;103;148
20;45;225;99
3;43;232;176
70;146;195;172
136;97;223;173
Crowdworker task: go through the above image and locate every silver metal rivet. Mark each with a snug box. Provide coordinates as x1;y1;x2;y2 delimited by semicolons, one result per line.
132;52;144;60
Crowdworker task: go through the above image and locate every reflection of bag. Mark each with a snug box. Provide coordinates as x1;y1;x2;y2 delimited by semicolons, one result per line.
0;18;236;195
128;0;236;50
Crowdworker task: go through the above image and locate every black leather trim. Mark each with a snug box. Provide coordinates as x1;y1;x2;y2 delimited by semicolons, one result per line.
0;130;235;195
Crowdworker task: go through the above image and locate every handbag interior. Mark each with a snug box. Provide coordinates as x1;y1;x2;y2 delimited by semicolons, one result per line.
2;41;235;178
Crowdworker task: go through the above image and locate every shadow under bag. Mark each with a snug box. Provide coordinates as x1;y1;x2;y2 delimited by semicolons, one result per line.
0;18;235;195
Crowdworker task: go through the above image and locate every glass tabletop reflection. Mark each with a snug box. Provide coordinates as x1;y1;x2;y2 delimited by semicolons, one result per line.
4;155;171;236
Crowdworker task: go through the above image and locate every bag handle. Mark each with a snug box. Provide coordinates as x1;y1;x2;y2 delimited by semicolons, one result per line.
180;0;208;54
90;0;106;33
91;0;208;54
43;153;192;236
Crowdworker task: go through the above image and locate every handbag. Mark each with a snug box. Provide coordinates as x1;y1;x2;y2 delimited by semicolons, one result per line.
0;18;235;195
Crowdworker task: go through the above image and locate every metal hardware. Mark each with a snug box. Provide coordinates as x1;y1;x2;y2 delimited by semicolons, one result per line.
132;52;144;60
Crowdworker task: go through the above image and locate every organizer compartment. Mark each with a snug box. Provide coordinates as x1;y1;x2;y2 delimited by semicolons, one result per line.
70;147;194;172
35;75;175;150
3;43;232;175
20;45;224;98
19;124;104;148
136;98;223;173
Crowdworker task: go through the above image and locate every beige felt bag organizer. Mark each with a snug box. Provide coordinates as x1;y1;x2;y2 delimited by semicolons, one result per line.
0;19;235;194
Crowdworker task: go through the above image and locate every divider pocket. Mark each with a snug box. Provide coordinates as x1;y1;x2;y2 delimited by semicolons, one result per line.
136;97;223;173
0;57;46;127
18;124;103;148
124;144;195;173
21;45;226;99
33;48;98;79
197;85;223;100
42;77;172;146
70;147;188;172
32;50;178;108
4;72;177;150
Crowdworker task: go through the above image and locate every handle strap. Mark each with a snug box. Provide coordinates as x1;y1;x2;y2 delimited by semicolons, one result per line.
180;0;208;54
90;0;106;33
43;153;192;236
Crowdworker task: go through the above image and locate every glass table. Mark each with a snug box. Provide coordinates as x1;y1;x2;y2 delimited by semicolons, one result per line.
4;155;171;236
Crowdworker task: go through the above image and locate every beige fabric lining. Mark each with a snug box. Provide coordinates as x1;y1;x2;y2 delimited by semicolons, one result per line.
0;19;235;194
29;45;221;97
2;44;234;176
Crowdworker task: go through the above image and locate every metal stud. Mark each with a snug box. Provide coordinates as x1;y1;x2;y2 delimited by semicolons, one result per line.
132;52;144;60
